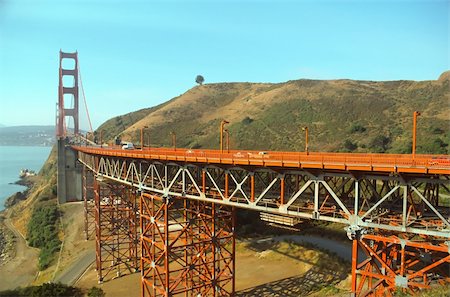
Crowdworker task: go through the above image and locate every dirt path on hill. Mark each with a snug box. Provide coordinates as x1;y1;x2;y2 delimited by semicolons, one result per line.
0;214;39;291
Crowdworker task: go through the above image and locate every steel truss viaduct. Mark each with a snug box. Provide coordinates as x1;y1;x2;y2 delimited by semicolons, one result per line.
75;146;449;297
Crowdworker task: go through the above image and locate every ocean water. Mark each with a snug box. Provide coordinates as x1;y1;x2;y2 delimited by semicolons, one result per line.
0;146;52;211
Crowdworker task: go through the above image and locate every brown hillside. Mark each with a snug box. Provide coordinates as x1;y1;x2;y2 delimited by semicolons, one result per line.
98;72;450;154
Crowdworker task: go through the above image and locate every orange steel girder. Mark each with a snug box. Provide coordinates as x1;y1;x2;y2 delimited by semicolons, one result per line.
351;233;450;296
76;152;449;295
140;193;235;296
94;179;140;282
83;166;95;240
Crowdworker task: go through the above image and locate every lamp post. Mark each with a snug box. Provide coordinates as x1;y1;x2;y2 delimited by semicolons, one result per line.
224;129;230;153
302;126;309;154
170;132;176;150
412;111;420;158
220;120;229;153
99;130;103;148
140;126;148;150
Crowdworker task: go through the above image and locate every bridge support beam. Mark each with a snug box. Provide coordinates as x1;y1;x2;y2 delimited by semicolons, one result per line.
140;193;235;297
94;179;140;282
351;233;450;296
83;166;95;240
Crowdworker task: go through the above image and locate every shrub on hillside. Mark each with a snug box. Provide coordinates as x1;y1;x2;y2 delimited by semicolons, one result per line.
419;138;449;154
349;123;366;133
88;286;105;297
343;139;357;151
242;116;254;125
0;283;82;297
27;204;61;270
369;135;391;153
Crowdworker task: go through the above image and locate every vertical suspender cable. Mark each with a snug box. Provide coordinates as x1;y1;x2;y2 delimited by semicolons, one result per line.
78;63;94;134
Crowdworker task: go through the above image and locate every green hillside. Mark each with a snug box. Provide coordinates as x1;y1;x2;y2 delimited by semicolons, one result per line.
97;72;450;154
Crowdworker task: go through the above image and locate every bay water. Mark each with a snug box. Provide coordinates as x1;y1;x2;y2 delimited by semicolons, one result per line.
0;146;52;211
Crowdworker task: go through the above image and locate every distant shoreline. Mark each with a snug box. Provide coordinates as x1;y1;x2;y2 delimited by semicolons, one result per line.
0;144;53;147
3;176;35;210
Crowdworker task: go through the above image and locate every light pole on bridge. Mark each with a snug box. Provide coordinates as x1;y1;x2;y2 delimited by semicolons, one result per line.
220;120;229;153
140;126;148;150
170;132;176;150
301;126;309;155
412;111;421;159
224;129;230;153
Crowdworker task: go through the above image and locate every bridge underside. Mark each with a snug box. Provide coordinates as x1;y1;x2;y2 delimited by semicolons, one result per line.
79;153;449;296
140;193;235;296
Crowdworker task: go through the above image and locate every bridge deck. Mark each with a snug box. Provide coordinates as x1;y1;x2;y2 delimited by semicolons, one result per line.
73;145;450;175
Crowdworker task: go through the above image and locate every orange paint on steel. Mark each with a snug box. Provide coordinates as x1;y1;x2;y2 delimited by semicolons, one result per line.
220;120;229;153
280;176;285;205
250;174;255;203
225;172;229;198
73;146;450;175
351;239;358;294
170;131;176;150
302;126;309;154
202;170;206;193
412;111;420;158
224;129;230;153
142;126;149;149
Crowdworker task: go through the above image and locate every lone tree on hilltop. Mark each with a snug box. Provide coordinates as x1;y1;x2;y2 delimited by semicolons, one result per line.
195;75;205;85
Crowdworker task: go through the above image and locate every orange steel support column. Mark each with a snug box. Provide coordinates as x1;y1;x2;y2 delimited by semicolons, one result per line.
225;172;229;199
170;132;176;150
83;166;95;240
352;233;450;296
412;111;420;158
351;239;358;296
280;176;285;205
94;181;139;282
250;174;255;203
93;173;102;282
220;120;229;153
140;193;235;297
202;170;206;193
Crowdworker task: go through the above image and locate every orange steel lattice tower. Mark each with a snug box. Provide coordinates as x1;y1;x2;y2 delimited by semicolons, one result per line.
57;51;79;138
94;178;140;282
83;166;96;240
351;233;449;296
140;193;235;296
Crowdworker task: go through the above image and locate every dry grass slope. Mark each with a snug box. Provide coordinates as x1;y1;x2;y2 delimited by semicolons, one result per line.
99;72;450;154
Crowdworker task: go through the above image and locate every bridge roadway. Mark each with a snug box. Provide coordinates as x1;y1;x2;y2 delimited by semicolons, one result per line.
73;145;450;239
71;144;450;296
74;145;449;175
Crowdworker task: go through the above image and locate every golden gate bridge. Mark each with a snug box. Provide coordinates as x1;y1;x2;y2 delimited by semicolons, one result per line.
56;51;449;296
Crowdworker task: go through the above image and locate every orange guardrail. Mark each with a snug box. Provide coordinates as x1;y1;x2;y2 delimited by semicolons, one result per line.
72;145;450;175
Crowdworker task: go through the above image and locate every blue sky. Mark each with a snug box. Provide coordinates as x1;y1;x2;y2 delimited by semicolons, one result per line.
0;0;448;129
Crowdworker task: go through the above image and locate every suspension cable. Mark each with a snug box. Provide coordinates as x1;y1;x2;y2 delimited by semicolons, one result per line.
78;62;94;134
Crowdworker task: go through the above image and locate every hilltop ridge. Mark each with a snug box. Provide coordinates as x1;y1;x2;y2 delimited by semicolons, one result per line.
98;72;449;154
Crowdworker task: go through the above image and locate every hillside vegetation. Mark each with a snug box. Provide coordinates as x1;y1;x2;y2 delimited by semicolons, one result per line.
98;71;450;154
3;72;448;291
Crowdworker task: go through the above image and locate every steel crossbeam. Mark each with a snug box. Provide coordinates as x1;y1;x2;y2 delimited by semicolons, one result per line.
79;154;450;238
93;178;140;282
140;193;235;296
83;166;95;240
78;151;449;296
351;233;450;296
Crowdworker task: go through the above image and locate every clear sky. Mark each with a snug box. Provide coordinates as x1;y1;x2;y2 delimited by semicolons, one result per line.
0;0;448;130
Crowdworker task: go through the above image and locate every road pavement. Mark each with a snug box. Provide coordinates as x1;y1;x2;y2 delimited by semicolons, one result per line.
54;250;96;285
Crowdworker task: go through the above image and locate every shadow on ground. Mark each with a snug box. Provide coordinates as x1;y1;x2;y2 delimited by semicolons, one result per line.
236;265;348;297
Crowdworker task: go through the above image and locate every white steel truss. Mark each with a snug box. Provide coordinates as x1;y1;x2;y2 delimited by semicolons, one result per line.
78;153;450;239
